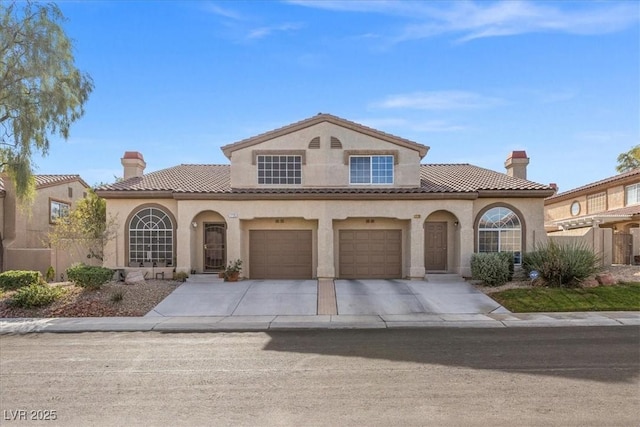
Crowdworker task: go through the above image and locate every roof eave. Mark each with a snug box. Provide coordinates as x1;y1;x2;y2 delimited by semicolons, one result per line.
94;190;175;199
478;189;556;198
172;191;477;201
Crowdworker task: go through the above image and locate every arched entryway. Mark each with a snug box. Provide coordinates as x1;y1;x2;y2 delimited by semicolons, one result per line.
424;210;460;273
192;211;227;273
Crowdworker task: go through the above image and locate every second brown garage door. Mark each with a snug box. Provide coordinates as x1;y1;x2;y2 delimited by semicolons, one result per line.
249;230;313;279
339;230;402;279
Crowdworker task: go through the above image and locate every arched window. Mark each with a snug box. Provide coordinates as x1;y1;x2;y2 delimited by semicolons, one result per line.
477;206;522;264
128;207;174;266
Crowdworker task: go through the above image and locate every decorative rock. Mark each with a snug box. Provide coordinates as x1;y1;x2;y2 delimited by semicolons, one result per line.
125;270;146;285
595;273;616;286
581;278;600;288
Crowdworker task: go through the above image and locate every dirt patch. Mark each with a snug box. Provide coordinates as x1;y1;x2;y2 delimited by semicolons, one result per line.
0;280;180;318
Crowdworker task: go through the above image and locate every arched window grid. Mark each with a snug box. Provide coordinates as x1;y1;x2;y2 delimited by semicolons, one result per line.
128;207;174;266
477;207;522;264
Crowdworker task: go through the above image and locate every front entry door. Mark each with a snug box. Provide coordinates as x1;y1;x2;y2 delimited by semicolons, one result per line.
425;222;447;271
204;223;226;272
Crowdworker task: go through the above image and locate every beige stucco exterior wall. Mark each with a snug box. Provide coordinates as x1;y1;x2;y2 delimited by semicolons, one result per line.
546;183;630;223
104;195;547;279
228;122;422;189
2;179;90;275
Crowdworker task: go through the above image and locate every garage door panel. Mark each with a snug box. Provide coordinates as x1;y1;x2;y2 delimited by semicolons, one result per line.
339;229;402;279
250;230;312;279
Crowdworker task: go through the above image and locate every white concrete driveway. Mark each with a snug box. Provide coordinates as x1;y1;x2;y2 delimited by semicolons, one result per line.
146;275;507;317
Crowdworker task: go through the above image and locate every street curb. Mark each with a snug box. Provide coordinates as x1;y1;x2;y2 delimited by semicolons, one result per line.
1;312;638;334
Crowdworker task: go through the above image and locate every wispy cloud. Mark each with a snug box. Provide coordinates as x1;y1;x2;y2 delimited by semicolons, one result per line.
372;91;506;110
202;3;303;41
288;0;639;43
202;3;245;21
247;22;304;40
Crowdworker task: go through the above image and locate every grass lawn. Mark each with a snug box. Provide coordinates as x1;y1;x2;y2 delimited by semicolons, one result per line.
490;282;640;312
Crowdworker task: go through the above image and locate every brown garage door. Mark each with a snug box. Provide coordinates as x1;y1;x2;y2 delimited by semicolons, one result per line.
339;230;402;279
250;230;313;279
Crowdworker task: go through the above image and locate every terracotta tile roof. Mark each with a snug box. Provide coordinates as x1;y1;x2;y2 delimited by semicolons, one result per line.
546;168;640;202
600;205;640;216
420;164;551;192
0;174;89;193
98;165;232;193
35;175;90;189
96;163;552;196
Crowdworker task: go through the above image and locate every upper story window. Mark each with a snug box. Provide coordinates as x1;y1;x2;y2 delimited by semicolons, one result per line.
586;192;606;214
349;155;394;185
625;183;640;206
257;155;301;185
50;200;70;224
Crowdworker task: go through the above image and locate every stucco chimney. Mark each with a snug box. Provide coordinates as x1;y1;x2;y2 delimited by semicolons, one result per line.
121;151;146;180
505;150;529;180
549;183;558;193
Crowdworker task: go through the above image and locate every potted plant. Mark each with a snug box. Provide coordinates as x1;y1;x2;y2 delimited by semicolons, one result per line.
224;259;243;282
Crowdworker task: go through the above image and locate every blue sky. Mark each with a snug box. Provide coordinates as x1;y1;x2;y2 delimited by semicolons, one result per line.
38;0;639;192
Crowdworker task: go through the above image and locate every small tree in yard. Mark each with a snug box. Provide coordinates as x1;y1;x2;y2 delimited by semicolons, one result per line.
1;1;94;201
47;189;116;261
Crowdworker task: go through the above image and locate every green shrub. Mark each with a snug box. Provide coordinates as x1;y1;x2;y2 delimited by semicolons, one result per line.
66;264;114;290
110;290;124;303
471;253;511;286
9;283;66;308
496;251;515;281
0;270;43;291
45;266;56;282
522;241;600;288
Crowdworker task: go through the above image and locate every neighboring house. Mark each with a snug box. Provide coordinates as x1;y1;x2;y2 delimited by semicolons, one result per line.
0;174;92;277
545;169;640;265
95;114;554;279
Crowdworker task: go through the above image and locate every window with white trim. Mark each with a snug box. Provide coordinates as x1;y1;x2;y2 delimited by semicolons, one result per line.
349;155;393;184
128;207;174;266
625;183;640;206
50;200;70;223
477;207;522;264
257;155;301;185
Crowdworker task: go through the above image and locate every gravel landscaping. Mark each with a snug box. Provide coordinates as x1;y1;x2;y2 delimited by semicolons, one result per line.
0;279;180;318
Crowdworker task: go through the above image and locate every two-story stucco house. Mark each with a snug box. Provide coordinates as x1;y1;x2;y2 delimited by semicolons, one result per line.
545;168;640;264
1;174;91;277
96;114;554;279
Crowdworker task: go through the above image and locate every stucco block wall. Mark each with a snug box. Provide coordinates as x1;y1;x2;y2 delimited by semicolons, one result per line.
229;122;421;189
4;249;51;274
548;227;612;267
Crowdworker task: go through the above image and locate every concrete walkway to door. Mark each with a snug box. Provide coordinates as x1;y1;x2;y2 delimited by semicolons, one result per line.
145;274;508;317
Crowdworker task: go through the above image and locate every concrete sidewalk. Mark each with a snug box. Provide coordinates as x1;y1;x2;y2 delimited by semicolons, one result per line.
1;312;638;334
2;275;638;334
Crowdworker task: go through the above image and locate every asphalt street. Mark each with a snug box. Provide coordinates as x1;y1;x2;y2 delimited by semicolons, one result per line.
1;327;638;426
